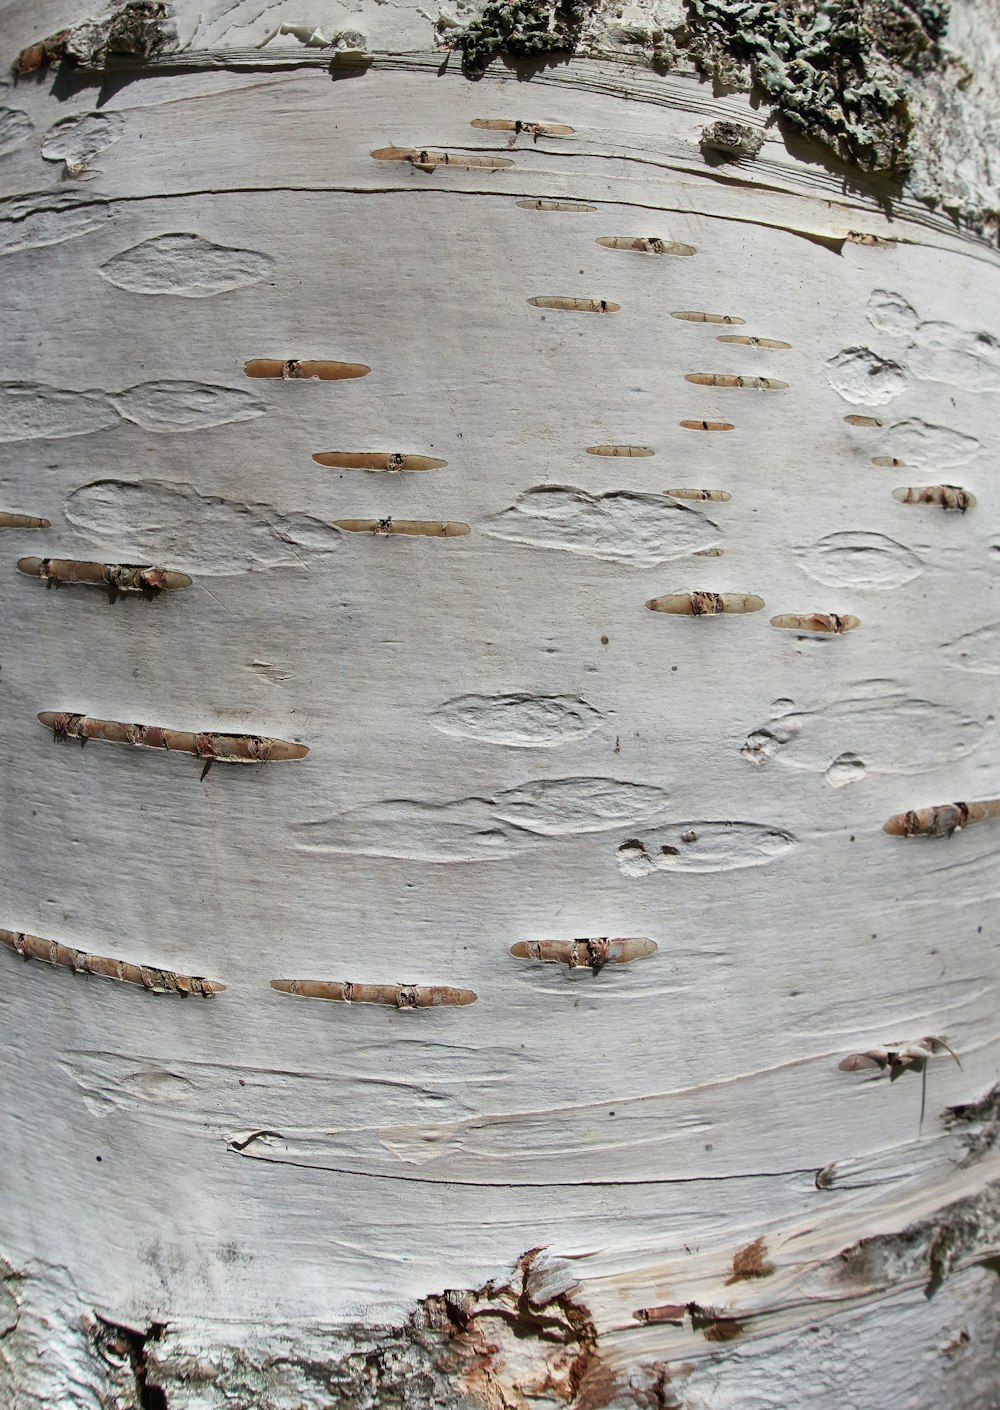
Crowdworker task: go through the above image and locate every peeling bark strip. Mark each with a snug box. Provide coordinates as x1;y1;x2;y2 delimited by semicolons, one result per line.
633;1303;687;1325
839;1036;961;1075
596;236;696;256
686;374;787;389
634;1300;747;1341
680;419;734;431
370;148;514;171
244;359;370;381
333;518;470;536
37;712;308;764
892;484;976;511
672;311;745;325
647;592;764;615
17;558;192;599
769;613;860;633
718;335;792;349
527;297;619;313
311;452;447;472
510;937;657;973
883;799;1000;837
270;979;477;1007
0;928;223;995
586;444;654;457
0;512;49;528
470;118;573;136
665;488;731;502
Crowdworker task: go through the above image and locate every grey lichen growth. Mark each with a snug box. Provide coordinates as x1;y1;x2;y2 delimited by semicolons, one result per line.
701;117;765;157
445;0;596;77
684;0;950;173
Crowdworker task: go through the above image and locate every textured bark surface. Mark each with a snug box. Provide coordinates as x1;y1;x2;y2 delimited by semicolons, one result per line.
1;1;999;1406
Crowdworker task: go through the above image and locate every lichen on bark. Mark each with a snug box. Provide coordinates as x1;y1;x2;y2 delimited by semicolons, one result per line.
446;0;595;77
684;0;949;172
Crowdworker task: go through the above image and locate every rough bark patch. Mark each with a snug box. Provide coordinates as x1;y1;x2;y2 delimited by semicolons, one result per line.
430;693;603;747
99;233;276;297
295;778;670;862
795;531;924;588
0;193;114;256
741;692;986;779
617;821;797;875
65;479;341;574
482;486;720;565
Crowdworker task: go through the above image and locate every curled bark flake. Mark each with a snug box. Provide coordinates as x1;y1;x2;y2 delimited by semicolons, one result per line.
14;3;175;75
700;120;764;159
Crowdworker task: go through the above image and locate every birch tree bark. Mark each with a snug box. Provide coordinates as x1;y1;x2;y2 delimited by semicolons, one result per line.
1;1;998;1406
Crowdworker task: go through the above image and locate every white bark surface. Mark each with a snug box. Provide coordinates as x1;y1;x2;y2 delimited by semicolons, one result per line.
0;2;998;1406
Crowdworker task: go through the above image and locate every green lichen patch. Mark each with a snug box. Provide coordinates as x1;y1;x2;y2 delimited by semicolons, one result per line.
684;0;950;173
446;0;595;78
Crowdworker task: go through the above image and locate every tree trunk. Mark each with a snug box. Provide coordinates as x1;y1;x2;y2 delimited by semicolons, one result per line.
1;2;998;1406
